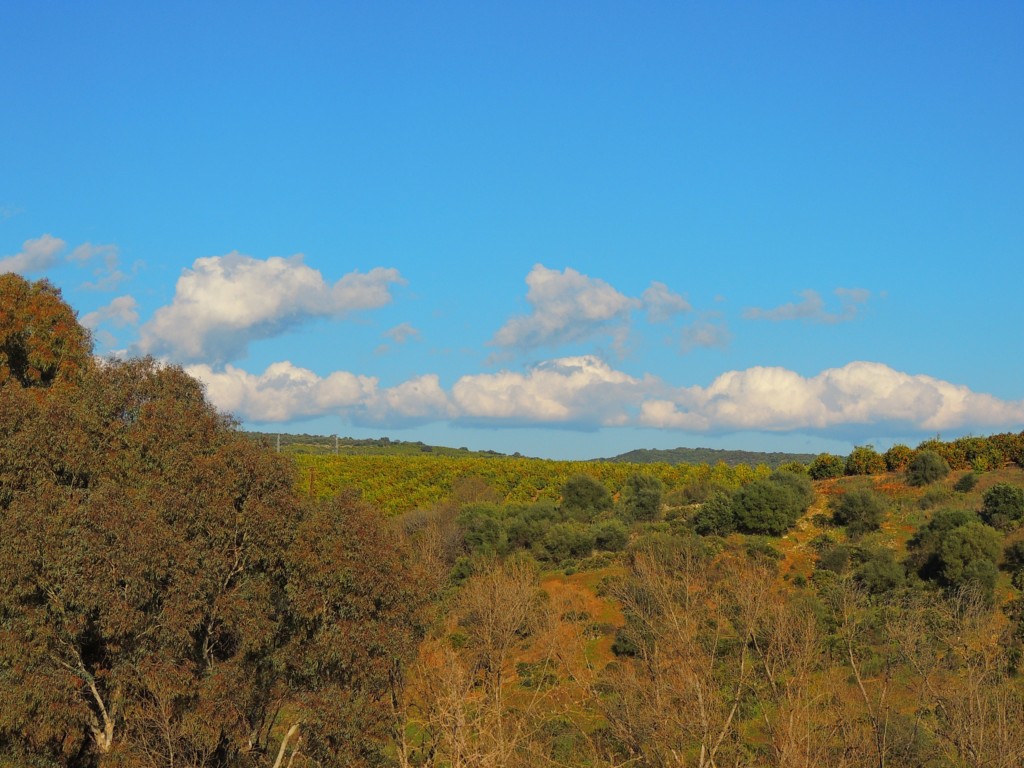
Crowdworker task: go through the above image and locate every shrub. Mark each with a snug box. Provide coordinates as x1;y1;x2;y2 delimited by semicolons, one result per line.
979;483;1024;530
593;519;629;552
832;488;887;537
543;522;596;562
854;548;905;594
692;491;736;536
937;521;1002;598
884;444;913;472
560;474;612;522
906;450;950;487
733;475;810;536
619;473;664;522
954;472;979;493
1003;540;1024;573
845;446;886;476
817;544;851;574
809;453;845;480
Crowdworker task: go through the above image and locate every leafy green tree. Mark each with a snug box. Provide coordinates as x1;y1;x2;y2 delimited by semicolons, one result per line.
845;445;886;476
905;509;975;581
853;547;904;594
0;273;92;389
618;472;664;522
906;449;950;486
594;518;629;551
692;490;736;536
883;444;913;472
938;522;1002;598
979;483;1024;530
543;522;596;562
456;502;508;555
831;488;887;537
560;473;612;522
732;472;812;536
808;453;845;480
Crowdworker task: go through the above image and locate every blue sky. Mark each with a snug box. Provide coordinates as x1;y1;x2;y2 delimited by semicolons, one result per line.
2;1;1022;459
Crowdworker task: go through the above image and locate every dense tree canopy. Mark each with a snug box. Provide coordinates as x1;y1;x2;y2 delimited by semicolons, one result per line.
0;273;92;388
0;290;426;767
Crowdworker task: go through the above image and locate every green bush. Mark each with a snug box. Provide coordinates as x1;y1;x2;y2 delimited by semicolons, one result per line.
543;522;596;562
560;474;612;522
618;472;664;522
808;453;845;480
954;472;979;493
854;548;905;594
906;450;950;487
937;521;1002;598
883;444;914;472
732;472;813;536
692;491;737;536
979;483;1024;530
593;519;629;552
832;488;887;537
845;445;886;476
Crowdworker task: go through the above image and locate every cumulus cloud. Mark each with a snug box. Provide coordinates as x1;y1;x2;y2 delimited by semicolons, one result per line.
137;252;404;364
452;356;651;427
743;288;869;324
187;354;1024;440
0;234;66;274
81;295;139;329
186;361;379;422
490;265;640;350
639;361;1024;433
642;281;691;323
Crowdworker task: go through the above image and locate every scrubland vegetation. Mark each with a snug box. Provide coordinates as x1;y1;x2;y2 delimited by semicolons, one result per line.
4;273;1024;767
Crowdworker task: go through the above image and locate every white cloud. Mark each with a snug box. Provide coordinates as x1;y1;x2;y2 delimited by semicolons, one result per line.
639;361;1024;433
361;374;456;424
187;354;1024;439
452;355;650;426
187;361;379;422
491;265;639;350
137;252;404;364
743;288;869;324
642;281;691;323
81;295;139;329
0;234;66;274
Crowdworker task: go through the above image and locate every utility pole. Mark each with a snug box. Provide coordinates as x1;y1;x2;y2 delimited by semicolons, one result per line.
276;434;280;453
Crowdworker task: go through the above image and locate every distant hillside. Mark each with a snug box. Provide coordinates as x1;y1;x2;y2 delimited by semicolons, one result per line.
596;446;817;468
244;431;513;458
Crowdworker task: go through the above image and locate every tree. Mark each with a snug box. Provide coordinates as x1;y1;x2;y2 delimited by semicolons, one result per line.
938;522;1002;599
0;351;428;767
692;490;736;536
618;472;664;522
559;474;611;522
907;449;951;486
884;443;914;472
731;471;813;536
845;445;886;476
979;483;1024;530
808;452;844;480
831;488;888;537
0;273;92;388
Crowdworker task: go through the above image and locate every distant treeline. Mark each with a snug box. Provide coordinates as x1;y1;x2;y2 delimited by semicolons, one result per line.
599;446;817;468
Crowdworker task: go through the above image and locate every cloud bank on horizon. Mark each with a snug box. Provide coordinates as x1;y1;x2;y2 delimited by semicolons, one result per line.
7;242;1018;450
